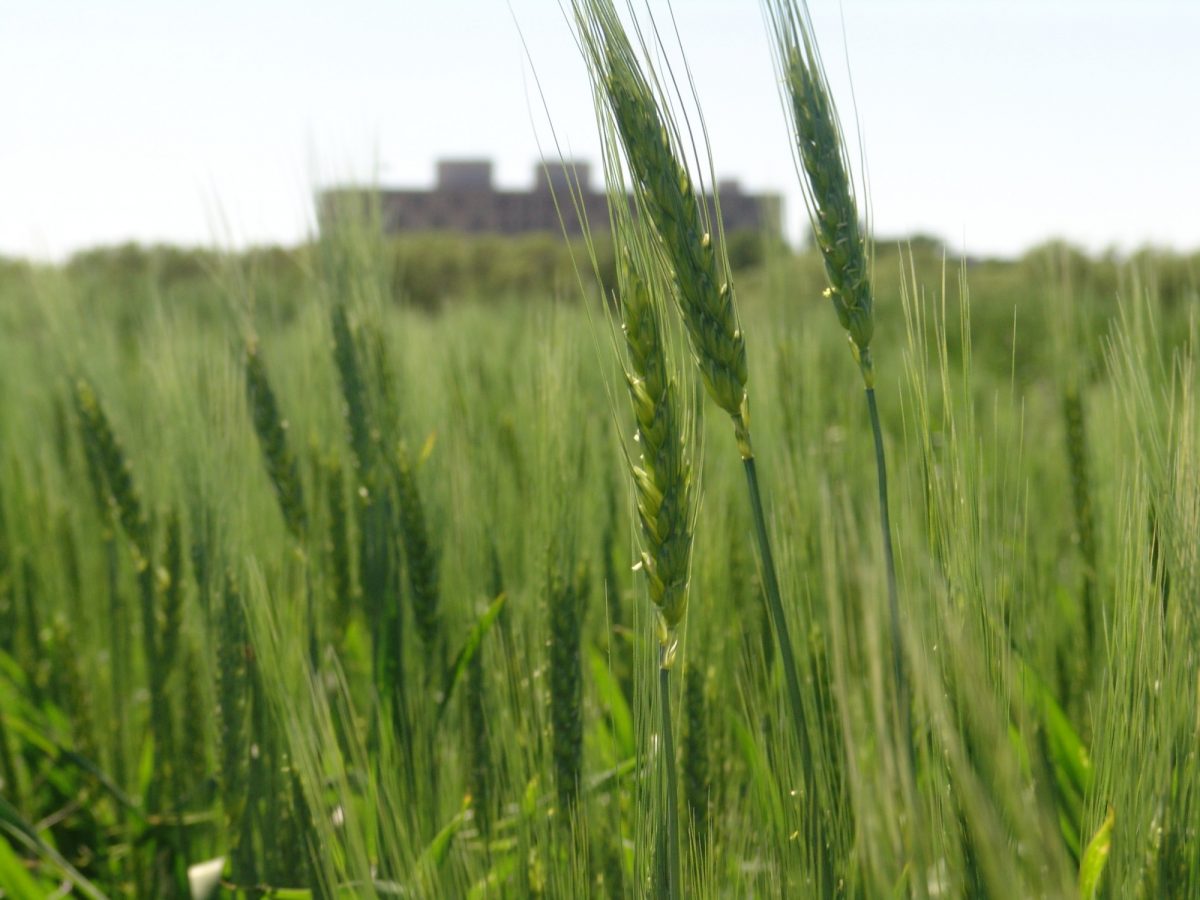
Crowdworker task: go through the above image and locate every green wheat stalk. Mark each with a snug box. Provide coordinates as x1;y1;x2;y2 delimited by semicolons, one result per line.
1063;385;1098;659
72;375;180;854
244;339;317;668
324;455;354;644
683;662;710;843
244;340;308;543
393;443;441;657
548;555;584;813
217;571;251;884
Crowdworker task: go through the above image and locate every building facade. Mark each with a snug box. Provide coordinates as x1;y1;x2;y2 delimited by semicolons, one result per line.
318;159;782;238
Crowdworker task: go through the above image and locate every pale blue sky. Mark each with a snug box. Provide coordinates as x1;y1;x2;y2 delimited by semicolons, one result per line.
2;1;1197;260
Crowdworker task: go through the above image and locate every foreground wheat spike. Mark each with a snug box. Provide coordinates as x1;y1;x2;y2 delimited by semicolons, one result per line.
244;340;307;542
331;303;373;480
393;445;440;654
574;1;748;450
765;0;874;385
72;376;150;564
620;253;695;654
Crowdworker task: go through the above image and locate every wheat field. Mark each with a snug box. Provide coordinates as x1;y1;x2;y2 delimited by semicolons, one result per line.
1;3;1198;898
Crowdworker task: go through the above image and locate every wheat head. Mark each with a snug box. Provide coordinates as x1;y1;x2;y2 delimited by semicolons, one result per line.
767;0;875;384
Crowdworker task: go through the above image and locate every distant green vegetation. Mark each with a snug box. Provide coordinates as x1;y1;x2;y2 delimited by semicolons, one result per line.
4;230;1195;353
0;226;802;319
6;230;1197;317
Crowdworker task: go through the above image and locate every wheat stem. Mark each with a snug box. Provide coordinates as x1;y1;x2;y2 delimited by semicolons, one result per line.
549;563;583;812
866;389;908;752
743;453;813;769
659;649;681;900
1062;386;1097;660
866;386;927;898
682;662;709;841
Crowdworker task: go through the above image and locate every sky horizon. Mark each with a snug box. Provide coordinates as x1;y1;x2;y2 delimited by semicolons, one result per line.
3;1;1198;263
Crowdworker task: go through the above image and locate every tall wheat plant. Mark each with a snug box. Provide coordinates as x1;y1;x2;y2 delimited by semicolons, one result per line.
571;0;821;823
765;0;921;877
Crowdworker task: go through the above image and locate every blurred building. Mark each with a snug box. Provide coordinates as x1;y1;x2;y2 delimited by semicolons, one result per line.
317;159;782;238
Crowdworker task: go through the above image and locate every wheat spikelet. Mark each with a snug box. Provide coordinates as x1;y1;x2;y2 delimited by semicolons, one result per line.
244;341;307;541
394;445;440;651
488;536;514;650
618;251;696;653
573;52;703;892
575;0;751;454
160;510;184;672
72;376;150;562
78;417;114;538
548;559;584;811
466;645;492;835
682;662;710;840
766;0;875;384
189;503;216;624
218;572;250;845
179;642;209;808
331;303;374;480
359;481;401;684
48;616;98;764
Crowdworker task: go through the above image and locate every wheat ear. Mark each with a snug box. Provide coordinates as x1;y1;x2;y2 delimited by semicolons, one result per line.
619;252;695;652
766;0;875;384
244;340;307;542
573;2;747;447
